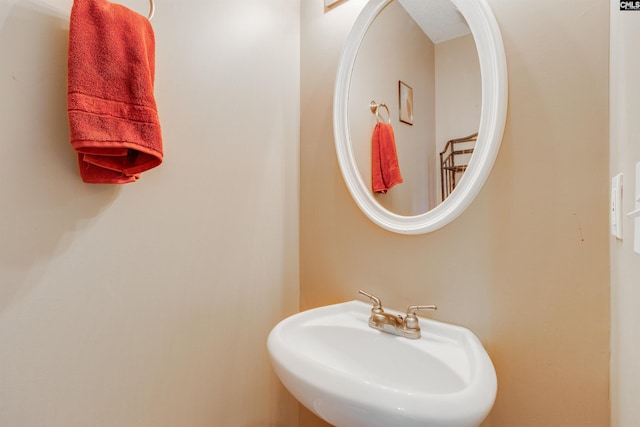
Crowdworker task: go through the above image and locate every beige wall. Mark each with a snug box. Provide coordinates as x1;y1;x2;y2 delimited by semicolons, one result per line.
0;0;299;426
301;0;609;426
610;1;640;426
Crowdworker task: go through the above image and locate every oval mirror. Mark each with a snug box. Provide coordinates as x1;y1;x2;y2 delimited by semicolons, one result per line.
334;0;507;234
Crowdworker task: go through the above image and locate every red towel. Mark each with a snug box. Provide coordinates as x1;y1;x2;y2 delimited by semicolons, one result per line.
372;122;403;194
67;0;162;184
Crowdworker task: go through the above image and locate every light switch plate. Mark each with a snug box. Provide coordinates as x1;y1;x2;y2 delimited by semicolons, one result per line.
634;163;640;254
611;173;623;239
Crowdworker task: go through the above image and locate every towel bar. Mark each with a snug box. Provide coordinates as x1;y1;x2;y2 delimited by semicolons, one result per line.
369;100;391;123
148;0;155;21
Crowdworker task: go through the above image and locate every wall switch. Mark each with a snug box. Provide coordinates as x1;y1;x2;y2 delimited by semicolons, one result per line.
612;173;623;239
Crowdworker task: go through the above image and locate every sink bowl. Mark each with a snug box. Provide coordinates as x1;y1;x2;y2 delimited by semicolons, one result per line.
267;300;497;427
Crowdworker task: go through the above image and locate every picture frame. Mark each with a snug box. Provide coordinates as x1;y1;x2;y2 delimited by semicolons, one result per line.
398;80;413;125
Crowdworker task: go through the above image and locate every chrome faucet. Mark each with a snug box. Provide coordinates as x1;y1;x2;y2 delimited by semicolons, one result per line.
358;290;437;339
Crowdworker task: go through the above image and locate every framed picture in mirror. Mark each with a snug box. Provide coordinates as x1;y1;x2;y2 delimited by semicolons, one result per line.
399;80;413;125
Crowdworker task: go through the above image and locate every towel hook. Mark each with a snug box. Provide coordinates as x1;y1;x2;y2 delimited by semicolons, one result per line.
147;0;155;21
369;100;391;124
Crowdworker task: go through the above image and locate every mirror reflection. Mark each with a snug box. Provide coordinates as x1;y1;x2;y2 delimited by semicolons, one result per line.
348;0;481;216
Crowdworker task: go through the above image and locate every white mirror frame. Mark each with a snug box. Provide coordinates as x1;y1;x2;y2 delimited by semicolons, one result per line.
334;0;507;235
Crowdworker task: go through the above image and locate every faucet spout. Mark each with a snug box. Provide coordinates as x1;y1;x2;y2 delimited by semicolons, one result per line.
370;311;404;329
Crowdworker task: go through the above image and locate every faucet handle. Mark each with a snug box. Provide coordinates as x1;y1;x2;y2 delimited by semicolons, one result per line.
404;305;438;330
358;290;383;311
406;305;438;315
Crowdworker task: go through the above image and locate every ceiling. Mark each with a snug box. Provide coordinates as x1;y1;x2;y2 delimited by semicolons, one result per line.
398;0;471;44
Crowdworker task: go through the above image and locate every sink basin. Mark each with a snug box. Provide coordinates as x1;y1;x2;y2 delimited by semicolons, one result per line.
267;300;497;427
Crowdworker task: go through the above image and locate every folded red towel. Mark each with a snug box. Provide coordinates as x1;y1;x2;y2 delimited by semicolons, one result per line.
67;0;162;184
372;122;403;194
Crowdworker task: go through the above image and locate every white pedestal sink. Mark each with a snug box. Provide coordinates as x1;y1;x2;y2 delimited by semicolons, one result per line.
267;300;497;427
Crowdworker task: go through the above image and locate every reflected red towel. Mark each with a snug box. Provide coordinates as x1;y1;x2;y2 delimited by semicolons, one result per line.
372;122;403;194
68;0;162;184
